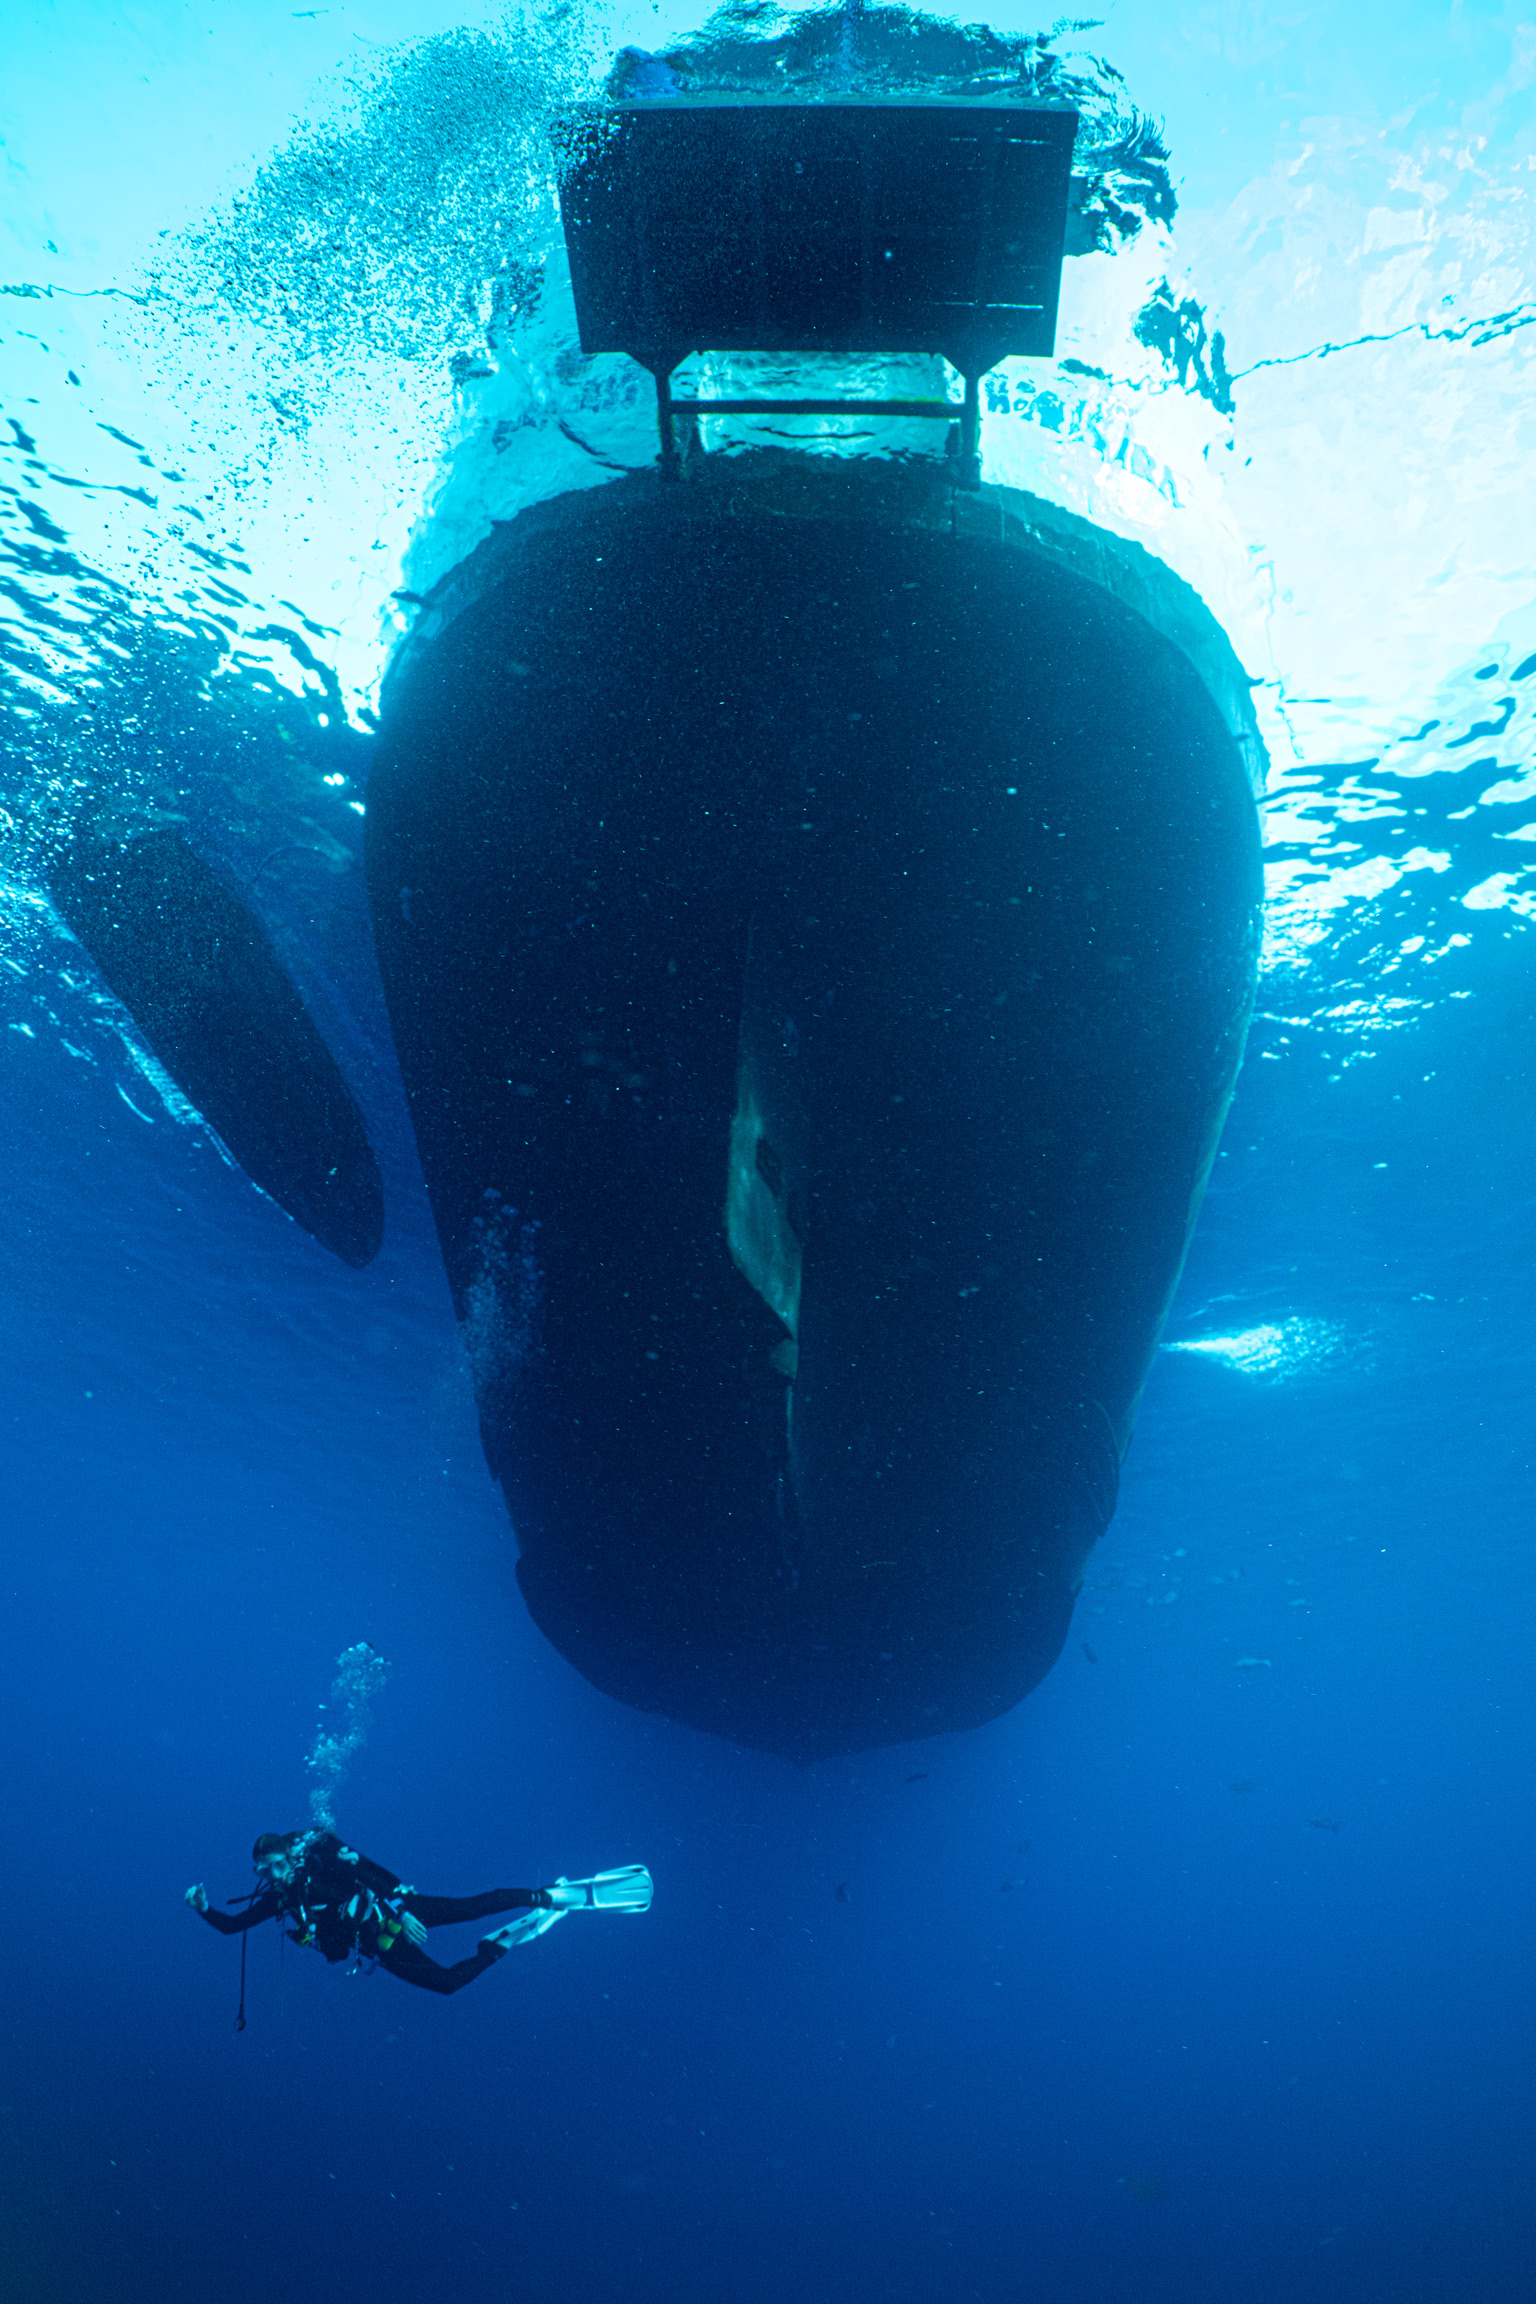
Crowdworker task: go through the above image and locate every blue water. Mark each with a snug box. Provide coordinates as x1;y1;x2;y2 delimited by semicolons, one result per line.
3;6;1535;2300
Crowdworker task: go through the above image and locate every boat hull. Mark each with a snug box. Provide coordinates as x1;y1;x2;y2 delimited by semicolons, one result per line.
370;461;1262;1757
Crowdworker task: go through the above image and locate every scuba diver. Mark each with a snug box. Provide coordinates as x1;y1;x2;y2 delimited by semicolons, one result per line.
186;1827;653;1997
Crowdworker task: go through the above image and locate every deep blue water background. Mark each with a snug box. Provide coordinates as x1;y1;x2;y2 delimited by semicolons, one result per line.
2;751;1533;2303
4;0;1536;2293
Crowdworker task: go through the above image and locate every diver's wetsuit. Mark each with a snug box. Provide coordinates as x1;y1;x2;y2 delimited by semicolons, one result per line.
198;1830;543;1994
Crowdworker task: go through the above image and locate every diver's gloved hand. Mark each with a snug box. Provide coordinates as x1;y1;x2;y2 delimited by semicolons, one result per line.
399;1910;428;1949
185;1883;209;1913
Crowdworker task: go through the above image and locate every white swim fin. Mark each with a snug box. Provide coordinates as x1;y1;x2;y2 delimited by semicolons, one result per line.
481;1906;567;1954
544;1864;654;1914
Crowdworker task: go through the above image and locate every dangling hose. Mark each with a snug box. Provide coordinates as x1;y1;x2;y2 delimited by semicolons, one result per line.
236;1923;249;2033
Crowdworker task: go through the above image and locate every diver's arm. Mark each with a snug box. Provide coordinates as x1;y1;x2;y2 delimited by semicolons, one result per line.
186;1884;281;1934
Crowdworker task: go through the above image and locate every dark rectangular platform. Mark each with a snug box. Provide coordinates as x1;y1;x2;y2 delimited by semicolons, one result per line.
557;101;1079;379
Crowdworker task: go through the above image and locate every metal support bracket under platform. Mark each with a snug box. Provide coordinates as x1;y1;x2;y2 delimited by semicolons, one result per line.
651;366;983;488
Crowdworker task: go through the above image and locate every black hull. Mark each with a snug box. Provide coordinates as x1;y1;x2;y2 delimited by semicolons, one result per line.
53;827;383;1270
370;460;1262;1757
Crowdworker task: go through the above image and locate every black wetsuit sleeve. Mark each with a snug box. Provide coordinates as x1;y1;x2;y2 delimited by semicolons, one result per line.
199;1890;281;1935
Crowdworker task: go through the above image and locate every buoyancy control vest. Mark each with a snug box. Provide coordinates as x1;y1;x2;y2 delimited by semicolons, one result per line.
275;1832;415;1966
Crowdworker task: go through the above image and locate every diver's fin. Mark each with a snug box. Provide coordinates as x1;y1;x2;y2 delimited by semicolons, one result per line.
51;826;384;1268
545;1865;654;1914
481;1907;567;1954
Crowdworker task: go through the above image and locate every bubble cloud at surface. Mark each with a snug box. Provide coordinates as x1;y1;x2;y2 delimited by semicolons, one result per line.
2;1;1532;1063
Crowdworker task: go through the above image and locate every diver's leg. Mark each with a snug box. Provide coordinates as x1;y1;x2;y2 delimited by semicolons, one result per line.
404;1889;541;1928
379;1939;505;1996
